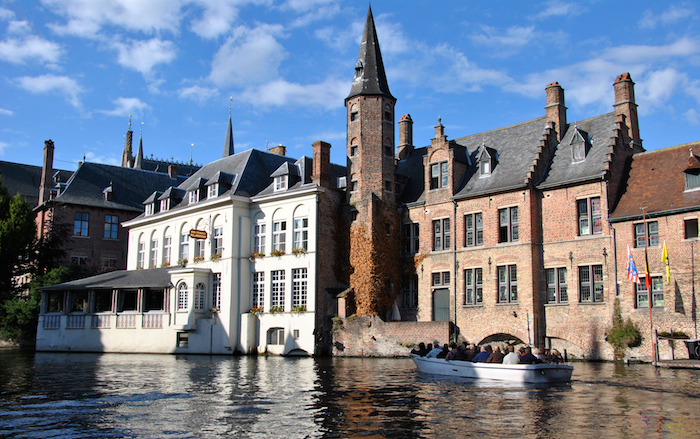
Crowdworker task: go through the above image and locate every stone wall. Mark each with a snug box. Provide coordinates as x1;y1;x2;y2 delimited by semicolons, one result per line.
332;315;451;357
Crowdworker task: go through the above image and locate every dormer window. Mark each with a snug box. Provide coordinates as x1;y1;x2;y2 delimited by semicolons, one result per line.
478;145;495;177
145;203;156;216
686;171;700;191
160;199;170;212
571;128;590;163
189;189;199;204
208;183;219;199
274;175;288;191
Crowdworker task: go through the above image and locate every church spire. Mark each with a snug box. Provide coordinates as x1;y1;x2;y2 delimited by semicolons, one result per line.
121;115;134;168
346;6;394;101
134;122;144;169
223;97;235;158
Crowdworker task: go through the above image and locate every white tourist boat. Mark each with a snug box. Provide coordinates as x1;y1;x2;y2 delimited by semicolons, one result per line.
411;355;574;384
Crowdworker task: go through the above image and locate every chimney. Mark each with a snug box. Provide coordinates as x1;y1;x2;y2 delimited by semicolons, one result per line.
312;141;332;188
613;72;641;147
545;82;567;141
39;140;54;204
269;144;286;156
398;114;413;160
168;164;177;178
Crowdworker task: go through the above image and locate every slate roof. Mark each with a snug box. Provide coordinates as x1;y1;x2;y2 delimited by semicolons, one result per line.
49;162;187;212
537;113;617;189
40;267;174;291
346;6;394;101
0;161;72;208
609;142;700;221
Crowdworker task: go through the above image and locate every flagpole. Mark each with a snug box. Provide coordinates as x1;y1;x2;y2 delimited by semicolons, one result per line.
642;207;656;364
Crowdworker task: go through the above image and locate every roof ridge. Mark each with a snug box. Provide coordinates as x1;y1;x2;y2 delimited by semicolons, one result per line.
454;115;547;143
634;140;700;157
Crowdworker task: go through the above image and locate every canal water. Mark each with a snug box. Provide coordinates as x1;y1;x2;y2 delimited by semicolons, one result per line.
1;350;699;438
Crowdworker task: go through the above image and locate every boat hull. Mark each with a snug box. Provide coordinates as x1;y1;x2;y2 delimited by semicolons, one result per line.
412;355;573;384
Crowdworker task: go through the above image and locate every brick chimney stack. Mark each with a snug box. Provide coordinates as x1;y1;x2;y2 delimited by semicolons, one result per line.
545;82;567;141
168;164;177;178
613;72;641;148
269;144;286;156
312;140;331;188
398;114;413;160
39;139;54;204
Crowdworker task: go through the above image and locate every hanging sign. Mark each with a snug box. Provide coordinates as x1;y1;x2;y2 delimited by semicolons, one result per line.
189;230;207;239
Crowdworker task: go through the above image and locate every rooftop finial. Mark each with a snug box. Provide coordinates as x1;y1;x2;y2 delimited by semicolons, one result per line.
128;114;132;130
140;121;144;136
190;143;194;166
229;96;232;116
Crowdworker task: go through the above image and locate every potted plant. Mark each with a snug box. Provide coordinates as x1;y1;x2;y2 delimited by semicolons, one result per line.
250;251;264;260
250;306;263;315
269;305;283;314
209;306;219;314
193;255;205;263
291;305;307;313
210;253;221;262
161;260;170;267
271;249;285;258
291;247;307;257
177;258;188;267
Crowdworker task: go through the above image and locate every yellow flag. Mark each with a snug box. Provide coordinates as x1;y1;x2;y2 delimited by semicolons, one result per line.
662;241;670;285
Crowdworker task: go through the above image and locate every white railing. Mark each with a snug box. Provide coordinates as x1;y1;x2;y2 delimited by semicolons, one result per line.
91;315;111;328
43;314;61;329
142;314;163;329
66;315;85;329
116;314;136;328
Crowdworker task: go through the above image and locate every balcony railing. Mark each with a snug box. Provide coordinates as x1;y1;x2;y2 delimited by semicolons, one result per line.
91;315;111;328
43;314;61;329
143;313;164;329
116;314;136;329
66;314;85;329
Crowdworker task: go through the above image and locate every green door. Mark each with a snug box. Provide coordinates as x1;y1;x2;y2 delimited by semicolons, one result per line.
433;288;450;321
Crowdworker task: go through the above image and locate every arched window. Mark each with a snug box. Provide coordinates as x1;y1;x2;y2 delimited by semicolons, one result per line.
177;282;188;311
293;205;308;251
179;223;189;263
194;283;206;310
162;226;171;266
137;234;145;269
384;103;392;122
350;104;358;122
253;213;266;255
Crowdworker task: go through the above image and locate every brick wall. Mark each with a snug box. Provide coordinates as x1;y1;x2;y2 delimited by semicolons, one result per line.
332;315;451;357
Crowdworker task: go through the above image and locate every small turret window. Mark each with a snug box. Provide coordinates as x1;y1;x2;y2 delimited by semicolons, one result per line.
384;138;393;157
384;104;392;122
350;104;359;122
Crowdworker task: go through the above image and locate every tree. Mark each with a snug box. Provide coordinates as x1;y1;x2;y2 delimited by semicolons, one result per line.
0;177;68;343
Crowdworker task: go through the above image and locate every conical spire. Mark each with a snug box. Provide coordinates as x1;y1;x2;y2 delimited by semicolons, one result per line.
223;114;235;158
121;115;134;168
134;125;144;169
346;6;393;101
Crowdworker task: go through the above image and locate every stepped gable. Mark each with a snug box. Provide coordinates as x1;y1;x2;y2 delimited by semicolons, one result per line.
53;162;186;212
610;142;700;220
537;113;617;188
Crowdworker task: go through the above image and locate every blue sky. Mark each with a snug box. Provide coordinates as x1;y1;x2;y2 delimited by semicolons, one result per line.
1;0;699;172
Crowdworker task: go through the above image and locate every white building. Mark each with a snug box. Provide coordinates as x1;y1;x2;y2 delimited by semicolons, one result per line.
36;140;345;355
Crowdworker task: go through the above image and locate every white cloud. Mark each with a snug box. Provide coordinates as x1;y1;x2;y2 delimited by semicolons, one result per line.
238;78;346;108
0;141;7;155
0;35;63;64
601;37;700;64
685;108;700;125
470;25;537;49
97;97;151;117
0;108;13;116
285;1;342;28
15;74;83;108
42;0;185;37
531;0;582;19
83;151;120;166
178;85;219;104
112;38;177;78
640;4;695;29
209;25;287;87
188;0;242;39
0;8;14;21
637;68;685;109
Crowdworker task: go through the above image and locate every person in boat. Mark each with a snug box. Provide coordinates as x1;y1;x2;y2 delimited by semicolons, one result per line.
436;343;449;358
445;343;459;360
550;349;564;364
503;345;520;364
426;341;443;358
537;347;552;363
472;345;492;363
519;346;539;364
411;342;428;356
486;346;504;363
460;343;478;361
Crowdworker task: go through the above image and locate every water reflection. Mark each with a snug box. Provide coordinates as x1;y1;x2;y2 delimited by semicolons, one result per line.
0;351;699;438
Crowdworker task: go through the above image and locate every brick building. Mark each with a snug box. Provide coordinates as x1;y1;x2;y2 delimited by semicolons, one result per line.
341;7;695;360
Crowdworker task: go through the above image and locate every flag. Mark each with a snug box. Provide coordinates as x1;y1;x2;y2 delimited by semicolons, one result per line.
627;245;640;284
662;241;670;285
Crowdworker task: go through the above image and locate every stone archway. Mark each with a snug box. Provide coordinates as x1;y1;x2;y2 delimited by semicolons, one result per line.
479;332;525;346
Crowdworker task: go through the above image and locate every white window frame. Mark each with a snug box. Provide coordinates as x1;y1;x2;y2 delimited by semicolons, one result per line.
636;276;664;308
546;267;568;304
150;239;158;268
274;175;288;191
577;197;602;236
179;233;189;261
213;227;223;256
194;283;206;310
464;212;483;247
293;217;308;251
254;222;266;254
498;207;519;243
253;272;265;309
212;273;221;310
433;218;450;251
464;268;483;305
163;236;171;265
273;220;286;252
177;283;188;311
634;221;659;248
430;162;448;189
292;268;307;307
207;184;219;199
271;270;285;309
137;240;145;268
497;265;517;303
160;198;170;212
579;264;604;303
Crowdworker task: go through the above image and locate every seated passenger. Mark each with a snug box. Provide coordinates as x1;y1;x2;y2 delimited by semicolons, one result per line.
503;345;520;364
472;345;492;363
486;346;504;363
425;341;443;358
411;342;427;356
436;343;450;359
519;346;539;364
537;347;551;363
460;343;478;361
550;349;564;364
445;343;459;360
